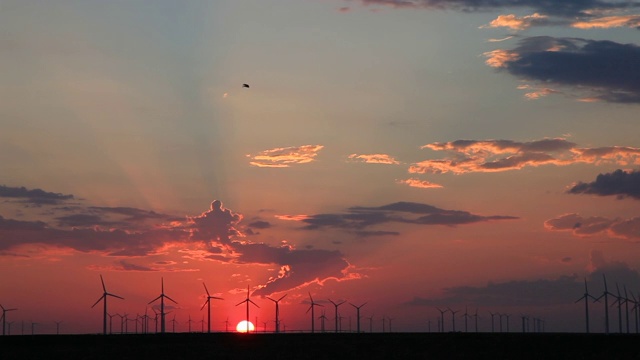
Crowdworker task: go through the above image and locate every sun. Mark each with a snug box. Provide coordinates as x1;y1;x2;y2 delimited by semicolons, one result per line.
236;320;255;333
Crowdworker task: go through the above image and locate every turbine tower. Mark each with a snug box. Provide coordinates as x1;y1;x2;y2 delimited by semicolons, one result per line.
148;277;177;334
306;293;323;333
235;285;259;333
350;302;367;333
596;274;614;334
328;299;346;333
91;275;124;335
575;278;598;333
448;308;459;332
267;294;287;333
201;282;223;333
436;308;448;333
1;304;17;336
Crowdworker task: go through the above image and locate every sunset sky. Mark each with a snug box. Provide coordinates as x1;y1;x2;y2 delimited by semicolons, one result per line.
1;0;640;334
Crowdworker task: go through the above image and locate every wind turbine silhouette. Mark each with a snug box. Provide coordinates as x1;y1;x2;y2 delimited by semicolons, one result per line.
447;308;459;332
436;308;448;332
148;277;177;334
624;286;631;333
319;310;328;332
367;314;374;333
488;311;497;333
91;275;124;335
575;278;598;333
462;306;470;332
235;285;259;333
306;293;323;333
350;302;367;333
201;282;223;333
267;294;287;333
1;304;17;336
328;299;346;333
596;274;614;334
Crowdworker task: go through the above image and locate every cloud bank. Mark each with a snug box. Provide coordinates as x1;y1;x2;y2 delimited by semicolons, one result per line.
568;169;640;199
485;37;640;103
248;145;324;168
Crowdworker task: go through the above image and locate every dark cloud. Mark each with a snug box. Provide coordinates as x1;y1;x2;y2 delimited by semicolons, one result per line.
568;169;640;199
489;37;640;103
188;200;243;245
0;185;73;205
231;242;350;297
545;213;640;239
297;201;517;231
405;250;640;308
247;220;272;229
354;0;640;17
55;214;119;228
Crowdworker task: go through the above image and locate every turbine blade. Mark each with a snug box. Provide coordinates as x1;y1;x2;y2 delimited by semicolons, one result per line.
278;294;287;301
91;295;105;308
236;299;247;307
200;299;209;311
100;274;106;292
249;299;260;308
106;293;124;300
203;282;211;296
148;295;162;305
165;295;178;304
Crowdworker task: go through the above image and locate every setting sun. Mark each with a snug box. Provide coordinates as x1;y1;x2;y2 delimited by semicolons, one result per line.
236;320;255;333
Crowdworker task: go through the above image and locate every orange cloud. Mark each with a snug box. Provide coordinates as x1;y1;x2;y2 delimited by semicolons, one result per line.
483;49;520;68
248;145;324;168
481;13;548;30
572;15;640;29
348;153;400;165
411;138;640;175
545;213;640;240
396;178;443;189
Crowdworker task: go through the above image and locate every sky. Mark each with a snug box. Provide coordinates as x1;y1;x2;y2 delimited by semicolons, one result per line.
1;0;640;334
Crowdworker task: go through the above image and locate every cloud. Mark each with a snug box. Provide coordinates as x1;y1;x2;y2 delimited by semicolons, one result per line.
348;153;400;165
230;242;351;297
405;251;640;307
283;201;516;232
481;13;551;30
568;169;640;199
544;213;640;240
351;0;640;17
247;145;324;168
0;185;74;205
396;178;444;189
484;36;640;103
572;14;640;28
410;138;640;175
188;200;243;246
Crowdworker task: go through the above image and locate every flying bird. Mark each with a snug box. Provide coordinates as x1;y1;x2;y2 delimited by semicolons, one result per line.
242;83;250;88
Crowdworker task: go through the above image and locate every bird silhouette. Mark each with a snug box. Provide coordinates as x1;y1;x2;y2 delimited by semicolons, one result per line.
242;84;250;88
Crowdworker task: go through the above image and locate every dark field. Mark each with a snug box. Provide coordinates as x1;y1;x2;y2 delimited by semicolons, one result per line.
1;333;639;360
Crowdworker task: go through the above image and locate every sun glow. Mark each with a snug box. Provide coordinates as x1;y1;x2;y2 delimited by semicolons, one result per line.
236;320;255;333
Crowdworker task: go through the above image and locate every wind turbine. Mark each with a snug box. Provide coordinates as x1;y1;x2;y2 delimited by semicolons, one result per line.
306;293;323;333
328;299;346;333
235;285;259;333
575;278;598;333
447;308;459;332
436;308;448;333
596;274;614;334
624;286;631;333
462;306;471;332
54;321;62;335
367;314;374;333
201;282;223;333
148;277;178;334
1;304;17;336
473;308;479;332
319;310;328;332
91;275;124;335
267;294;287;333
350;302;367;333
612;283;625;333
488;311;497;333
